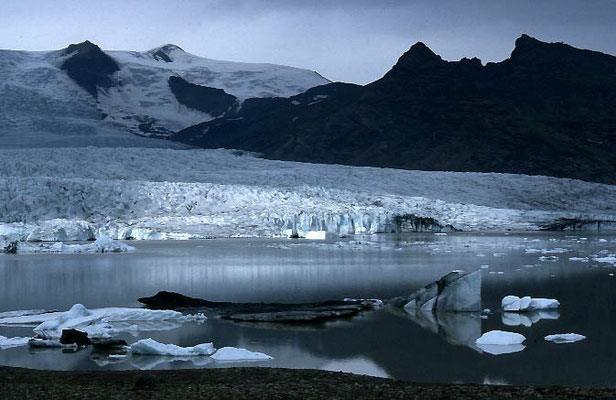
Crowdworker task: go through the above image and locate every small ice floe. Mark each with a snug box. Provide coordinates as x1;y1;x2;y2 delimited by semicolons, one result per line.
544;333;586;344
538;256;559;262
434;233;447;236
304;231;337;240
210;347;273;362
569;257;589;262
526;248;569;255
19;235;135;254
501;295;560;312
476;330;526;355
599;239;608;243
480;265;489;269
493;253;505;257
130;338;215;356
0;335;31;348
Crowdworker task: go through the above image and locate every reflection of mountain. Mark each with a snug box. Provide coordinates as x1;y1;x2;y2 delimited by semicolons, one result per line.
501;311;560;327
400;308;482;352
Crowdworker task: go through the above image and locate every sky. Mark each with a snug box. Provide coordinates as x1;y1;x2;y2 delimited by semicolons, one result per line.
1;0;615;84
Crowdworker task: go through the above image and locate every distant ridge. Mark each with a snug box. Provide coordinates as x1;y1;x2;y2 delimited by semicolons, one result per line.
173;35;616;184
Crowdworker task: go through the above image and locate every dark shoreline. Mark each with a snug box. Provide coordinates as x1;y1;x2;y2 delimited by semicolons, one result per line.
1;366;615;399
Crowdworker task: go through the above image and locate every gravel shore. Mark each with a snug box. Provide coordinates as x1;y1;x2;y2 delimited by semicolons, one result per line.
1;366;615;399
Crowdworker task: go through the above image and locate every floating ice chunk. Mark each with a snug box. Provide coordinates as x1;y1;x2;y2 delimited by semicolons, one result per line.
569;257;589;262
304;231;337;240
0;304;189;340
544;333;586;344
476;330;526;355
210;347;273;362
130;338;215;356
501;295;521;311
402;270;482;312
538;256;559;262
0;336;31;348
527;298;560;310
476;330;526;345
501;296;559;311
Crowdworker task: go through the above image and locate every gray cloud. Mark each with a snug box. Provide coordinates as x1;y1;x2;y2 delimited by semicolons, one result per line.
1;0;615;83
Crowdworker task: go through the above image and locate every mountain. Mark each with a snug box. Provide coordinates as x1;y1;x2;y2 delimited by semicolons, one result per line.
173;35;616;184
0;41;329;147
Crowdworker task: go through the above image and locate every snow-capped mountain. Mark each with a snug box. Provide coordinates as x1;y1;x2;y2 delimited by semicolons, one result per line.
0;41;329;147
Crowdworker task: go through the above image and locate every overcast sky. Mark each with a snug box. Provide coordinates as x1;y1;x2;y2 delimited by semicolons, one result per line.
2;0;615;84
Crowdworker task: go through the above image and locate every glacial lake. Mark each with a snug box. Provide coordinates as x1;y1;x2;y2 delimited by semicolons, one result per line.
1;233;615;387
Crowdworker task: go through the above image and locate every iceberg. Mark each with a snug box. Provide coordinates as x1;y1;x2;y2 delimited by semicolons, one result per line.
476;330;526;355
0;304;192;340
130;338;215;356
501;296;559;312
544;333;586;344
400;270;482;312
210;347;273;362
476;330;526;345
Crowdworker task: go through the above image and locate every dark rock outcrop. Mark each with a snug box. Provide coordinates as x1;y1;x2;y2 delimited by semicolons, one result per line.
59;329;90;346
169;76;237;117
0;237;17;254
172;35;616;184
61;41;119;97
139;291;380;323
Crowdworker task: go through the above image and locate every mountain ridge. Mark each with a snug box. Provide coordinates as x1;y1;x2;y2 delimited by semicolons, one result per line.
173;34;616;184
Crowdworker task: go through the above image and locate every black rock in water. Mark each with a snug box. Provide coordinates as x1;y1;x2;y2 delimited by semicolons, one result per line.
172;35;616;184
61;41;119;97
138;291;219;309
59;329;91;346
138;291;379;323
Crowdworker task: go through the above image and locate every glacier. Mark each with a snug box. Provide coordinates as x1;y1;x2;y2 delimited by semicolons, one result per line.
0;44;328;148
0;147;615;241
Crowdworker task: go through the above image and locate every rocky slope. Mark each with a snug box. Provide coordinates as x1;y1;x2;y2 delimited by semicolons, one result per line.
173;35;616;184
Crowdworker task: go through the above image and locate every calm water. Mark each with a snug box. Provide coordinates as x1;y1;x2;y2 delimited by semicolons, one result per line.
1;233;616;387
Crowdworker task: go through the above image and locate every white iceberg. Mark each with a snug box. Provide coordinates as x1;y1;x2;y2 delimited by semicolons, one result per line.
544;333;586;344
501;296;560;312
403;270;482;312
210;347;273;362
130;338;215;356
0;304;192;340
476;330;526;345
0;335;31;348
476;329;526;355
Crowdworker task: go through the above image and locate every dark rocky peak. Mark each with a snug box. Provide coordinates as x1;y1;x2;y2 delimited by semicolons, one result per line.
61;40;119;97
392;42;443;71
150;44;185;62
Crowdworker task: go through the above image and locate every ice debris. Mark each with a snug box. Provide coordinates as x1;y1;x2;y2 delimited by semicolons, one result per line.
501;296;560;312
544;333;587;344
130;338;215;356
210;347;273;362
